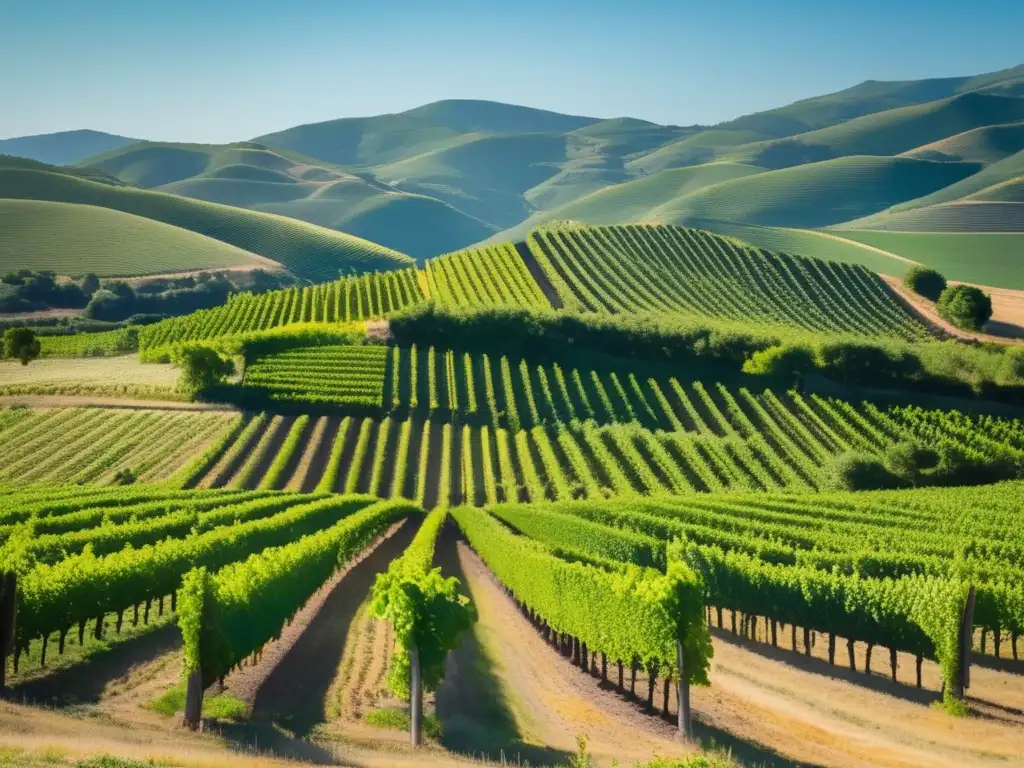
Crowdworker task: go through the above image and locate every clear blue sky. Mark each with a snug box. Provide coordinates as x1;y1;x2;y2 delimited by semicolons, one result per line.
2;0;1022;142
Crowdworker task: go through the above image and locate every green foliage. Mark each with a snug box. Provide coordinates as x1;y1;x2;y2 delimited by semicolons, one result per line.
180;498;417;685
741;343;815;381
371;509;474;699
146;681;248;720
364;706;442;738
172;345;235;397
244;345;388;407
452;505;712;684
821;452;898;492
3;327;41;365
937;284;994;331
903;266;947;302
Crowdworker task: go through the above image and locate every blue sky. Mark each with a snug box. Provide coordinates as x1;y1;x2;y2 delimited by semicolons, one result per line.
2;0;1022;142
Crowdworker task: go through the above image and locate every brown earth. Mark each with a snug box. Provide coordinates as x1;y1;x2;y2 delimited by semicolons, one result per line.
882;274;1024;343
0;395;238;411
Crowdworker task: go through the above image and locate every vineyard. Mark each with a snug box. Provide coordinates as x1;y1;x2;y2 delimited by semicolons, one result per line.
132;223;930;358
0;407;238;485
525;224;929;338
177;370;1024;503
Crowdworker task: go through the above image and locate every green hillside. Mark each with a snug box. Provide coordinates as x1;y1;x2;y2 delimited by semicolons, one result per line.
0;199;276;276
650;156;979;228
832;230;1024;288
830;201;1024;232
901;121;1024;164
492;162;767;243
82;141;493;259
0;158;413;280
0;129;137;165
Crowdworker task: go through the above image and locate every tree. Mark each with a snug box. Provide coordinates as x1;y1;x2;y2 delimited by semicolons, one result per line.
937;285;993;331
3;327;41;366
172;346;235;398
741;344;815;383
903;266;947;302
80;273;101;294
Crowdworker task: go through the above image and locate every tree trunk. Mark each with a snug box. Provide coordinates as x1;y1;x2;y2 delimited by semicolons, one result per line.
716;607;723;628
1013;633;1018;661
890;648;898;681
847;638;856;671
133;604;139;626
580;642;588;671
630;659;637;696
828;633;835;664
78;618;86;645
0;572;16;691
865;643;873;674
663;674;671;716
916;655;923;688
144;599;151;625
409;644;422;746
116;610;124;635
183;669;203;731
731;611;737;635
803;626;811;656
993;628;1001;658
646;666;656;712
94;615;103;641
601;653;607;682
171;591;177;613
791;624;797;651
676;641;692;740
58;629;67;655
771;619;777;647
617;660;624;693
39;634;48;667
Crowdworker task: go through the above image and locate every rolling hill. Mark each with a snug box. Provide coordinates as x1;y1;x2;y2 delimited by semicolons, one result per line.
0;129;138;165
0;199;278;276
80;141;494;259
0;157;412;280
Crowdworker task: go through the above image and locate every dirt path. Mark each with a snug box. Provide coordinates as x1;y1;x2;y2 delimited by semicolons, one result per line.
881;275;1024;343
515;241;563;309
0;394;239;412
435;533;694;767
242;520;417;736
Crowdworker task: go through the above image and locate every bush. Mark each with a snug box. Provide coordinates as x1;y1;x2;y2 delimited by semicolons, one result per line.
172;346;235;398
937;285;993;331
816;341;922;384
821;452;899;491
883;441;939;486
903;266;947;301
742;343;815;381
2;327;41;365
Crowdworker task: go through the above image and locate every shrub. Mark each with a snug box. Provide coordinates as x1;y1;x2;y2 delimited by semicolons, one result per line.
903;266;947;301
742;343;815;381
937;285;993;331
815;341;922;384
821;452;899;491
172;346;235;398
883;441;939;485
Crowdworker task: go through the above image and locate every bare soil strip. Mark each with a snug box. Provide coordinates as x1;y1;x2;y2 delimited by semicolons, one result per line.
284;414;328;491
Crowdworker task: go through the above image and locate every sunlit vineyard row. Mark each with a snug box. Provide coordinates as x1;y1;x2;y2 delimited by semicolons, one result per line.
527;224;928;339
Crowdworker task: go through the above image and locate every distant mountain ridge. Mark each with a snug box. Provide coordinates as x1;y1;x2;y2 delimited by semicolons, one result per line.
2;63;1024;280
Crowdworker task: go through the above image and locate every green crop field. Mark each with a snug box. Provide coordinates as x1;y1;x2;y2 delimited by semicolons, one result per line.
0;199;276;276
0;407;237;485
0;158;413;280
525;224;926;338
832;231;1024;289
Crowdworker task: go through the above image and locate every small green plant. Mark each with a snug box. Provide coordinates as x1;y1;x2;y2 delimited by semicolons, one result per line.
568;734;592;768
364;706;442;738
145;682;247;721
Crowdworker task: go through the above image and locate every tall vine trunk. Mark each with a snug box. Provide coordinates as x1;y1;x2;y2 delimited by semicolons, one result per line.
409;644;422;746
828;633;836;665
847;638;856;671
890;648;898;681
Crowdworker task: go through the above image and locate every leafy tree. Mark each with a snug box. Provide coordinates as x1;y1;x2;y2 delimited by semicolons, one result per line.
903;266;947;301
80;273;101;294
172;346;235;397
937;285;993;331
3;327;41;366
883;441;939;486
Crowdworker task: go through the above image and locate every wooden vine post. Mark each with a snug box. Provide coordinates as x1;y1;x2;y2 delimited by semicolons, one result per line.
676;640;692;740
0;572;16;693
409;643;423;746
955;585;976;700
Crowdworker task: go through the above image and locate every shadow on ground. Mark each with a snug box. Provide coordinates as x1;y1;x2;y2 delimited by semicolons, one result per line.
434;523;573;768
